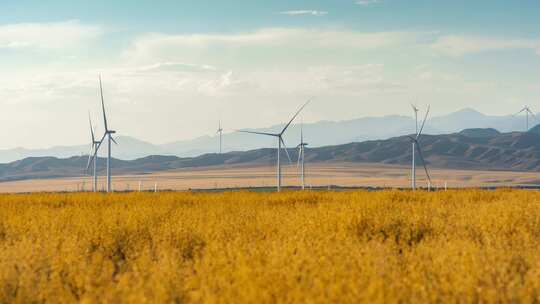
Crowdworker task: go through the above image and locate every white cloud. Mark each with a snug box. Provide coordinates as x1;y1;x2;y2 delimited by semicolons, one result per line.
280;10;328;16
432;35;540;57
134;62;217;73
356;0;381;6
305;64;403;92
2;23;539;149
0;20;103;50
123;28;421;65
0;56;408;148
412;65;460;82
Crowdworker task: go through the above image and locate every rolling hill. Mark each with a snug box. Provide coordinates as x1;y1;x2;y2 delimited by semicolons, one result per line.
0;108;537;163
2;127;540;182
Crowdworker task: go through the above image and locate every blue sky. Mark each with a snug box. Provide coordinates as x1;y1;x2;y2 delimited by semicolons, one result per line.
4;0;539;34
0;0;539;148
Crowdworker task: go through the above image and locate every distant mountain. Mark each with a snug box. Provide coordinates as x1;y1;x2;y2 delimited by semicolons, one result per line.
0;108;536;162
2;128;540;182
0;136;167;163
311;129;540;171
430;108;487;131
429;108;527;134
458;128;501;138
160;114;417;156
161;108;534;157
528;125;540;134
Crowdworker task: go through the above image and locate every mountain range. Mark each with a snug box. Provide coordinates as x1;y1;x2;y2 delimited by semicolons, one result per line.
3;126;540;182
0;108;536;163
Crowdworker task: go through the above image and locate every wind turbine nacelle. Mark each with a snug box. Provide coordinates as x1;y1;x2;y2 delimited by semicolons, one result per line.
108;130;116;134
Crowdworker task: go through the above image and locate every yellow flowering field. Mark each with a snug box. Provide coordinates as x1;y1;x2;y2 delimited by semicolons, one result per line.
1;190;539;303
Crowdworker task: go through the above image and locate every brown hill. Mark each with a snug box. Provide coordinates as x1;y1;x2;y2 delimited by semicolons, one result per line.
1;129;539;182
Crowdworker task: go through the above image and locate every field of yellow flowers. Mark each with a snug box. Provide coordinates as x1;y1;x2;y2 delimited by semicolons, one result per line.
0;190;539;303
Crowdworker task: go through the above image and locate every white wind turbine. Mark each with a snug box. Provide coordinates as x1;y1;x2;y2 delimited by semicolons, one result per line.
297;122;308;190
239;100;311;192
94;75;118;193
217;121;223;154
411;104;419;189
85;112;102;192
409;105;431;190
515;106;536;131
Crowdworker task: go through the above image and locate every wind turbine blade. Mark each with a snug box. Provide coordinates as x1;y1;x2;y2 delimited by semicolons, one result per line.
95;133;107;152
415;143;432;184
280;137;292;164
280;99;312;135
88;112;95;143
237;130;278;137
86;147;94;171
99;75;108;131
417;105;430;138
410;103;419;112
514;108;527;116
111;136;118;145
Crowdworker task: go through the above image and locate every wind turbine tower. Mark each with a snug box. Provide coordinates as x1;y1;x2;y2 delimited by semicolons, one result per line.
297;122;308;190
217;121;223;154
96;76;118;193
240;100;311;192
409;105;432;190
411;104;419;190
86;113;102;192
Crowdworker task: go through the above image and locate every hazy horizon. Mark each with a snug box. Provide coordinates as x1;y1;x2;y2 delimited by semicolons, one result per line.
0;106;532;152
1;0;539;149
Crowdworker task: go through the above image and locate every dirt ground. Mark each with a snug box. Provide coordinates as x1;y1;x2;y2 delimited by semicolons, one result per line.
0;162;538;193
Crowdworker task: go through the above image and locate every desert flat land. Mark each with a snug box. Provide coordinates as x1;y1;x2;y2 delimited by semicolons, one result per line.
0;162;539;193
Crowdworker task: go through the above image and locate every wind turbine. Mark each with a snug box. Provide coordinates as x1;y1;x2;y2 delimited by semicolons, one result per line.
94;75;118;193
515;106;536;131
409;105;431;190
297;122;308;190
411;104;419;190
411;104;419;135
217;121;223;154
85;112;101;192
239;100;311;192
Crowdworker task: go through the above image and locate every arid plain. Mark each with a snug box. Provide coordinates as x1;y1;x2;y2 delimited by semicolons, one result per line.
0;162;538;193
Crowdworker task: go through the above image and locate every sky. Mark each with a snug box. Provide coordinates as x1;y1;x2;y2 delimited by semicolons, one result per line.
0;0;539;149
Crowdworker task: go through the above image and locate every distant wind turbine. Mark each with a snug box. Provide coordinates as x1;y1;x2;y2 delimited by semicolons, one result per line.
85;112;101;192
239;100;311;192
411;104;419;189
217;121;223;154
515;106;536;131
411;104;419;135
94;75;118;193
409;105;431;190
297;122;308;190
